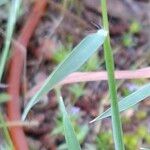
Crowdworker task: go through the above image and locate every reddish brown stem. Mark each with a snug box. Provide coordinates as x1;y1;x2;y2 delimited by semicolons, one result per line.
6;0;47;149
25;67;150;99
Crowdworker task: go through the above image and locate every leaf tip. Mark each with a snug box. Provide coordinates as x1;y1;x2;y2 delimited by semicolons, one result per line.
97;29;108;37
21;114;26;121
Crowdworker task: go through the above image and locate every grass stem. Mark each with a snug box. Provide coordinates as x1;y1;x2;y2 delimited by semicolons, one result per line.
100;0;125;149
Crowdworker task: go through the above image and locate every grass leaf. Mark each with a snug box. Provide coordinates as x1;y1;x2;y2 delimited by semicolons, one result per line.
22;29;107;120
90;83;150;122
100;0;124;149
57;89;81;150
0;0;22;81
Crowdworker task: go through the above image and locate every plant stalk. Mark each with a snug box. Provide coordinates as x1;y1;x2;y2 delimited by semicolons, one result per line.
100;0;125;149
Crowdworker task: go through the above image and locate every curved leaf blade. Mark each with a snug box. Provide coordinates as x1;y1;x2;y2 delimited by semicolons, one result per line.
90;83;150;123
58;93;81;150
22;29;107;120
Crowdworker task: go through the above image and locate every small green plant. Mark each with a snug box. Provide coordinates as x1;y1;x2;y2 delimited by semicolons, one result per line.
53;44;72;64
96;131;114;150
122;21;141;47
129;21;141;34
69;84;85;100
96;124;150;150
124;126;150;150
81;53;100;71
122;33;134;47
124;133;139;150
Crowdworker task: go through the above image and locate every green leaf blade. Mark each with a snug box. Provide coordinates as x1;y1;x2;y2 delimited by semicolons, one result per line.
91;83;150;122
22;29;107;120
0;0;22;81
58;91;81;150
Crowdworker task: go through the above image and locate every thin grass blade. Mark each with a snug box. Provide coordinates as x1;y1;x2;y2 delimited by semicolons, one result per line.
0;0;22;81
90;83;150;123
22;29;107;120
57;89;81;150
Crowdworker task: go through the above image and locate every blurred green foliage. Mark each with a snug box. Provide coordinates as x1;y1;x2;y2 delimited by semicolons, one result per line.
81;53;100;71
96;131;114;150
52;44;72;64
124;133;139;149
129;21;141;34
122;21;141;47
0;93;10;103
124;126;150;150
96;124;150;150
122;33;134;47
136;111;147;120
69;84;85;100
